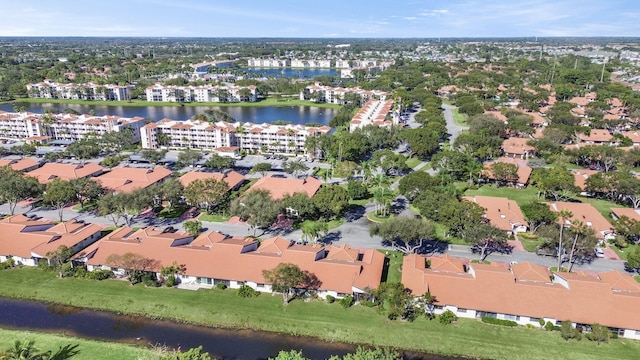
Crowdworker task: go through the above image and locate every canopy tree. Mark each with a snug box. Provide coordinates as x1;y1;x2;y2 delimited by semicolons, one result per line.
0;167;43;215
369;217;436;254
230;189;282;236
44;179;77;221
183;178;230;214
262;263;307;304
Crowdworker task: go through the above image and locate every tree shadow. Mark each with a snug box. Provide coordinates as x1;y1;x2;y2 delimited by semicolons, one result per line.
390;197;407;215
320;231;342;245
344;205;366;222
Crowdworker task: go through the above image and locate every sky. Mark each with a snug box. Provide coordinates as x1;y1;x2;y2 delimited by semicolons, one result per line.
2;0;639;38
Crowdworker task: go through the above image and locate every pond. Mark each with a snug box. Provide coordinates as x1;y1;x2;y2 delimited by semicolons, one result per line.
0;103;338;125
0;298;459;360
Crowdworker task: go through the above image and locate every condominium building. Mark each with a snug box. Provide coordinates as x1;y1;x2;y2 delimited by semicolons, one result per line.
247;58;291;67
290;59;332;68
140;118;331;154
349;99;397;132
26;80;134;101
145;83;258;103
300;82;388;105
0;110;146;143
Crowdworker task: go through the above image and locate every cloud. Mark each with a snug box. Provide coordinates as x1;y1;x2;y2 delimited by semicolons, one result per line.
418;9;449;16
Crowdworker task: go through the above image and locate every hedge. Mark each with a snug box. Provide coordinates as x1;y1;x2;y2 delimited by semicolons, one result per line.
481;317;518;327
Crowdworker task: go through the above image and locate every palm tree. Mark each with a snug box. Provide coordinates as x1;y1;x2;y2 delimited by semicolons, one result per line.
373;187;394;218
567;220;590;272
557;209;573;271
2;340;79;360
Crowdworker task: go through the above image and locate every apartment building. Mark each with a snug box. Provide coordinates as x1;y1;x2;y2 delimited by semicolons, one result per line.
290;59;332;68
145;83;258;103
300;82;388;105
349;99;397;132
247;58;291;67
0;110;146;143
26;80;134;101
140;119;331;154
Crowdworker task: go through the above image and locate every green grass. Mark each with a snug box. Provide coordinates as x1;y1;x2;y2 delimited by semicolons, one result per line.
71;201;98;212
348;198;371;206
198;213;231;223
0;328;151;360
1;269;639;360
10;97;341;110
156;206;187;219
379;249;404;283
451;107;468;126
518;236;543;253
611;243;638;261
366;213;394;223
405;157;422;169
297;218;344;231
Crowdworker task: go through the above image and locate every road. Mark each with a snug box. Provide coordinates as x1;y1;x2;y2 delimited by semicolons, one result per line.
442;103;468;145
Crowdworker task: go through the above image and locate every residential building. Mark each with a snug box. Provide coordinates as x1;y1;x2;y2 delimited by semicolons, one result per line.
0;215;104;266
300;83;388;104
0;110;146;143
480;158;532;188
501;137;536;159
145;83;257;103
247;58;290;67
610;208;640;222
26;80;134;101
0;158;41;172
291;59;332;68
77;228;384;299
463;196;528;234
402;254;640;340
140;119;331;154
246;175;322;201
547;202;615;240
25;162;105;184
571;169;600;195
349;99;397;132
575;129;613;145
93;166;172;193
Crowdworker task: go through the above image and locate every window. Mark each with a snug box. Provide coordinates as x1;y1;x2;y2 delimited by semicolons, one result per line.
504;314;518;321
530;318;540;323
458;308;467;313
257;283;265;288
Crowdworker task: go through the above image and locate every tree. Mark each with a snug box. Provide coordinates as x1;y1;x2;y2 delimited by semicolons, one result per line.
586;323;611;344
44;179;76;221
159;179;184;211
531;166;577;201
250;162;272;177
369;217;435;254
625;246;640;273
45;245;74;279
158;346;212;360
490;162;519;186
183;178;230;214
269;350;308;360
0;168;43;215
283;160;307;178
372;187;394;218
230;189;282;236
140;149;167;165
2;340;80;360
65;139;100;162
567;220;597;272
300;220;329;243
371;149;409;176
557;209;573;270
372;282;414;320
397;172;440;200
97;192;128;227
282;192;317;221
204;154;234;171
262;263;307;304
346;180;369;200
105;252;159;285
466;222;508;260
69;178;104;210
336;347;401;360
521;201;558;235
183;220;203;237
312;185;349;219
401;127;440;160
178;148;203;167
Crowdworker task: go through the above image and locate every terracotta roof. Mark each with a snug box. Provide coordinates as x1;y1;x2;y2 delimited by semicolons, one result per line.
247;176;322;200
402;254;640;332
463;196;528;232
0;158;40;172
93;166;172;193
25;162;105;184
482;159;532;185
547;202;613;239
81;229;384;294
576;130;613;143
501;137;535;155
610;207;640;222
571;169;599;190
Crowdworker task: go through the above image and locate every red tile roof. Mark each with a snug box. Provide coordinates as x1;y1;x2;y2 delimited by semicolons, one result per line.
247;176;322;200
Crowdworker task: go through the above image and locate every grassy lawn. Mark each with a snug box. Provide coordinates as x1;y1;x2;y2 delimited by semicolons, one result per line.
451;107;468;126
518;234;544;253
71;201;98;212
405;157;422;169
379;249;404;283
296;218;344;232
366;213;394;223
0;329;151;360
1;269;639;360
156;206;187;219
10;97;341;110
198;213;232;223
611;243;638;261
348;198;371;206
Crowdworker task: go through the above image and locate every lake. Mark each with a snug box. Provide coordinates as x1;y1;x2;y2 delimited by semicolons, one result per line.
241;67;340;79
0;298;459;360
0;103;338;125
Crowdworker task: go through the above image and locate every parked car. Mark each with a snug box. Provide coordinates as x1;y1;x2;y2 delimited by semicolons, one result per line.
594;247;605;258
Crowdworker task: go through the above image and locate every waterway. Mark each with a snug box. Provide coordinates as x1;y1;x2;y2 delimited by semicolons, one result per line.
241;67;339;79
0;298;458;360
0;103;338;125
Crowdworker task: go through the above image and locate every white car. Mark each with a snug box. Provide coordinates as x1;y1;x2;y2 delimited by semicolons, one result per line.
594;248;605;258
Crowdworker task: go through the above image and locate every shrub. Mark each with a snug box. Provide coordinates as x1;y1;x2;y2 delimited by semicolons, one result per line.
538;318;546;326
325;295;335;303
518;232;539;240
439;310;458;325
87;269;113;280
164;275;176;287
359;300;376;307
481;317;518;327
237;285;260;298
545;321;561;331
0;258;16;270
560;320;582;341
216;283;227;290
586;323;611;344
339;295;354;308
526;324;536;329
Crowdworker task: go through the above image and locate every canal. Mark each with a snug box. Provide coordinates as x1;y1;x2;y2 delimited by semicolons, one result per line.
0;298;459;360
0;103;338;125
